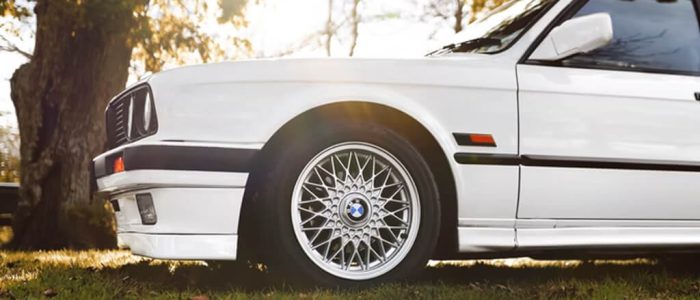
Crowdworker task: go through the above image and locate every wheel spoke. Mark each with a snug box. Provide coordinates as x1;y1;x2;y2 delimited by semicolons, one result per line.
384;205;409;215
301;226;331;231
322;234;333;259
311;236;334;250
373;181;402;193
299;207;329;226
304;181;335;194
363;240;371;269
346;152;354;181
377;219;403;242
330;155;338;182
367;240;384;262
385;184;405;200
302;185;325;201
312;168;332;189
367;165;390;187
317;165;343;186
299;197;331;205
376;224;409;230
309;230;324;246
375;231;388;259
383;212;410;227
376;234;401;248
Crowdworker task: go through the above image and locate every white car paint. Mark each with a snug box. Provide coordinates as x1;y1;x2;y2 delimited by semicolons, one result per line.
94;0;700;263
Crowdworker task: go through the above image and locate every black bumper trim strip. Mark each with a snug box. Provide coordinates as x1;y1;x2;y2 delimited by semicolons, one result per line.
94;145;258;178
455;153;700;172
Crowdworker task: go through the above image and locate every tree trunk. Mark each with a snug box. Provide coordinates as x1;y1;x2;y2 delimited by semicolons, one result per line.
325;0;333;56
454;0;465;33
348;0;360;57
9;0;140;249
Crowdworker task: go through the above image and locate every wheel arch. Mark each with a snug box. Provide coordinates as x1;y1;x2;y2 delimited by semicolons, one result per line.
240;101;459;259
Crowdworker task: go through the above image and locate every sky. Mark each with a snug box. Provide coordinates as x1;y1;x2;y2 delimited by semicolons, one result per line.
0;0;475;130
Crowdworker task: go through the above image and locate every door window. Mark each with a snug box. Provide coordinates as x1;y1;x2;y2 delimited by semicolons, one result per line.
542;0;700;74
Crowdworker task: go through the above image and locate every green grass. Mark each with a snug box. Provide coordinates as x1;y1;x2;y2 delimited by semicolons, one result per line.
1;250;700;299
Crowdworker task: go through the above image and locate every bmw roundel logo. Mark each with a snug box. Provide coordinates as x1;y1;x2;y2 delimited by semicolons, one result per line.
349;203;365;219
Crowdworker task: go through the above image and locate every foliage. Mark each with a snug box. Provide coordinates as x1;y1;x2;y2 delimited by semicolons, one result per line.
130;0;252;75
0;0;30;18
0;0;253;74
0;113;20;183
0;124;19;183
3;251;700;299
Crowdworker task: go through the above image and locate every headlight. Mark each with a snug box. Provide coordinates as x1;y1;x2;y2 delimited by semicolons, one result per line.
127;95;135;139
105;84;158;149
143;92;152;131
125;85;157;142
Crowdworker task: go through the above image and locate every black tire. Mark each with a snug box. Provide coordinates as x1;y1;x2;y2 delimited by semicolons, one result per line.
253;120;441;287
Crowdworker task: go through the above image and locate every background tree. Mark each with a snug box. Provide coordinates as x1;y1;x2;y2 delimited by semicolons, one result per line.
328;0;366;57
347;0;360;56
0;114;19;183
1;0;250;250
423;0;508;34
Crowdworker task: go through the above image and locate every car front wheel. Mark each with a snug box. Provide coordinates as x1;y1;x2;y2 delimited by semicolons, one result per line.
256;121;440;287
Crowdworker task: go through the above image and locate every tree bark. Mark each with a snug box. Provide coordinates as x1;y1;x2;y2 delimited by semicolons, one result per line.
9;0;141;249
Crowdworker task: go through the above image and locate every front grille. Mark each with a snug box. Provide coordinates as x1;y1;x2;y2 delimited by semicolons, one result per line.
105;85;157;149
106;97;129;148
106;96;130;148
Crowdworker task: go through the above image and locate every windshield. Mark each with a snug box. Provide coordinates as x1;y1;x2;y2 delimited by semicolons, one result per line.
428;0;556;56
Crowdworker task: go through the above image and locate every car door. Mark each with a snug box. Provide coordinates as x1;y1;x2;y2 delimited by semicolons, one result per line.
517;0;700;221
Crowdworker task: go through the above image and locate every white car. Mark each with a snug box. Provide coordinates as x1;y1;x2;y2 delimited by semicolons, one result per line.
92;0;700;286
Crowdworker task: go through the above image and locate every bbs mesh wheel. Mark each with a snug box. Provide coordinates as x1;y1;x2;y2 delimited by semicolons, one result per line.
255;120;440;287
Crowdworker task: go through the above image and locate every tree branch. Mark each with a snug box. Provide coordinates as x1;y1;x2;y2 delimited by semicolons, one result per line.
0;33;32;59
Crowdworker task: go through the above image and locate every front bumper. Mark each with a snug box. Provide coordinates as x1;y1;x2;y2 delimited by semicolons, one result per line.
93;142;259;261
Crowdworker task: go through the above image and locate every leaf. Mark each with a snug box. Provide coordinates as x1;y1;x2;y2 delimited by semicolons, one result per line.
218;0;248;23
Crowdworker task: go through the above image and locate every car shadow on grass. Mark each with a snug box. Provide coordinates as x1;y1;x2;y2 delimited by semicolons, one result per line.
4;251;700;299
104;257;700;296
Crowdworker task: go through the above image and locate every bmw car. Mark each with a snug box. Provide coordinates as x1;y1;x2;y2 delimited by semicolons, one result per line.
92;0;700;286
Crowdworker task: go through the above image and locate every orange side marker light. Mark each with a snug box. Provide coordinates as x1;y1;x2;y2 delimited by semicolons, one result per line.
113;156;125;173
469;134;497;146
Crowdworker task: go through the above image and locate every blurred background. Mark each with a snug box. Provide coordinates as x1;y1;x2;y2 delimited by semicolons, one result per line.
0;0;508;249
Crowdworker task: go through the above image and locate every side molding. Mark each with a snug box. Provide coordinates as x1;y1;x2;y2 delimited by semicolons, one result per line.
455;153;700;172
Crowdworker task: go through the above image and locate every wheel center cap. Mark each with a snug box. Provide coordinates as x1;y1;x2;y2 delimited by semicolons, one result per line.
348;202;365;219
339;194;371;227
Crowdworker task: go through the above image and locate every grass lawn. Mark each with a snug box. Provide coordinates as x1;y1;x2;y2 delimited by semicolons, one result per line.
2;249;700;300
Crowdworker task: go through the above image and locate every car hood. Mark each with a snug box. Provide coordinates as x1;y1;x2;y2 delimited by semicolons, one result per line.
145;55;515;91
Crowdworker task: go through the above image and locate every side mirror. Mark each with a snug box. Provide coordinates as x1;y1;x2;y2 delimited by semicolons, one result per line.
530;13;613;61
